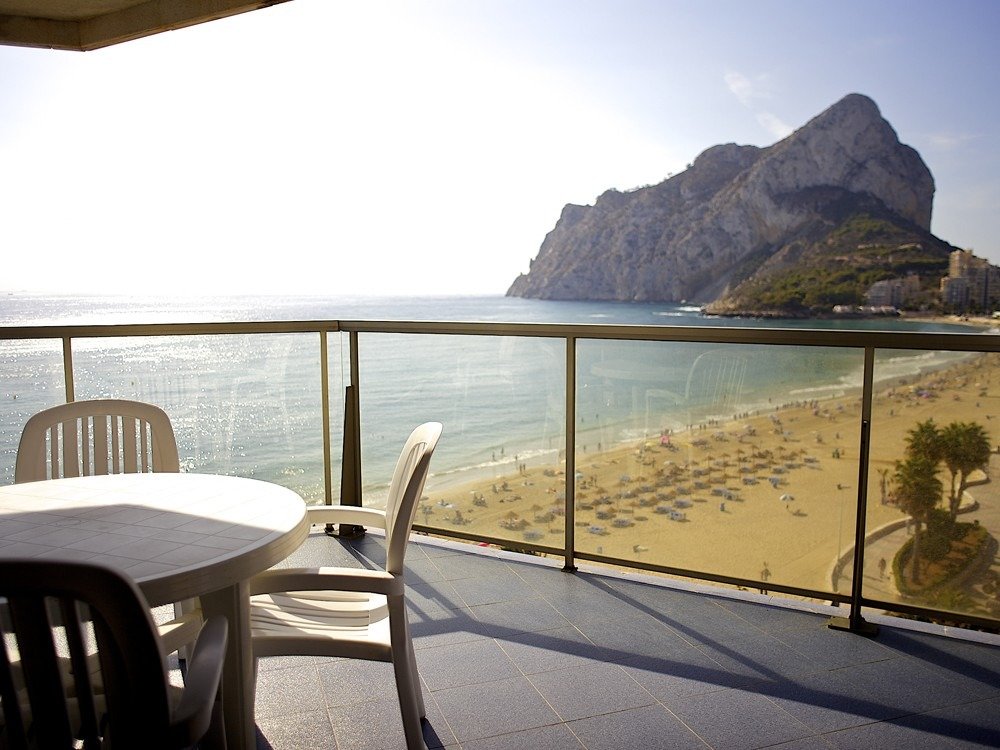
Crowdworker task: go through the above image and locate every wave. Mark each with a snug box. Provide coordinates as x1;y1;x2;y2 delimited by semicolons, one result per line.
435;446;558;477
788;385;850;398
654;306;703;317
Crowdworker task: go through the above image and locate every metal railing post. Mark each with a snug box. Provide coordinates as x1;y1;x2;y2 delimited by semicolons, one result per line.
320;331;333;506
330;331;364;539
62;337;75;402
564;335;577;572
829;345;879;636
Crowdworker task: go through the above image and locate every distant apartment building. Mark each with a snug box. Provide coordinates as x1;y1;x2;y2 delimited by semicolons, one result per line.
940;249;1000;312
865;274;921;308
940;276;970;310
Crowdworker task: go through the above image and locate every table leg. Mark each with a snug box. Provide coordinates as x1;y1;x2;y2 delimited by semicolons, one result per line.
201;581;255;750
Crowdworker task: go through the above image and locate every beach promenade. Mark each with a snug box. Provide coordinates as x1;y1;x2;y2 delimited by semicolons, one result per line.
863;452;1000;606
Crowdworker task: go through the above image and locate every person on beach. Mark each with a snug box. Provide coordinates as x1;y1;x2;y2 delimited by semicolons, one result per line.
760;562;771;594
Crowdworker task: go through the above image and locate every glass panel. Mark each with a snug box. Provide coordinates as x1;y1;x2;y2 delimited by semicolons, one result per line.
0;339;66;484
357;332;566;548
72;333;328;502
868;349;1000;624
575;339;862;596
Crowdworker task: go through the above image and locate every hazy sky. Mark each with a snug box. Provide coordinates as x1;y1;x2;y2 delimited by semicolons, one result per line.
1;0;998;297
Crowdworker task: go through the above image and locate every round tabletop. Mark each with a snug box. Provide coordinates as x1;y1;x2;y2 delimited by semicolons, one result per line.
0;473;310;606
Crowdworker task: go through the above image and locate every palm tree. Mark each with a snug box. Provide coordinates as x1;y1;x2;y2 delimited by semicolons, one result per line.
905;419;942;464
893;454;942;585
938;421;992;522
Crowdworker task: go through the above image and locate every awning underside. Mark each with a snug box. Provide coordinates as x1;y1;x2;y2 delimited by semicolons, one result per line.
0;0;291;51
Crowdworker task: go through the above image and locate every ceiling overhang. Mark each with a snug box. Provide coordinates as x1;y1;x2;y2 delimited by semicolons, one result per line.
0;0;292;51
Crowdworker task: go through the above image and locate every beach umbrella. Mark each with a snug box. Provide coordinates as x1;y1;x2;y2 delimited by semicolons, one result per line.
780;493;794;502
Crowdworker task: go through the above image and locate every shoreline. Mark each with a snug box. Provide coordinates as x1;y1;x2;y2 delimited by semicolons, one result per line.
898;312;998;330
421;352;1000;595
699;309;998;330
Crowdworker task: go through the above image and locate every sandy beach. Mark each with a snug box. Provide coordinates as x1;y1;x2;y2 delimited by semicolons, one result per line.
422;351;1000;594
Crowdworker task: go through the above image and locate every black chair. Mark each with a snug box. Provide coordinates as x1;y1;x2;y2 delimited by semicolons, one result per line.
0;558;227;749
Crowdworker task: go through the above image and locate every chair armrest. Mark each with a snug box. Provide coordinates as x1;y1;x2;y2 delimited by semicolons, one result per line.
157;608;203;657
168;615;228;749
306;505;387;530
250;567;404;597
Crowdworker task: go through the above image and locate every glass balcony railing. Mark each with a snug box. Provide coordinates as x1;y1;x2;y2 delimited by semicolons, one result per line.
2;319;998;633
570;339;863;596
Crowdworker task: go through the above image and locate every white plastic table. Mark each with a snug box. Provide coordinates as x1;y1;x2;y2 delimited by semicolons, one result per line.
0;472;311;750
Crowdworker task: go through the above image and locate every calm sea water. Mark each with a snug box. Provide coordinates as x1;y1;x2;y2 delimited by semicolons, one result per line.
0;293;976;503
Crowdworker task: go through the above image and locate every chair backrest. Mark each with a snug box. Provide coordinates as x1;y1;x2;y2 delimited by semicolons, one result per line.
0;558;173;748
384;422;443;575
15;399;180;483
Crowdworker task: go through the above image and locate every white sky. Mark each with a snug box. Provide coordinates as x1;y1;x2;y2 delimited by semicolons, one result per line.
1;0;998;297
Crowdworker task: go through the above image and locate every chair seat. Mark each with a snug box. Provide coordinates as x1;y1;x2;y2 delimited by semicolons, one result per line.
250;590;392;661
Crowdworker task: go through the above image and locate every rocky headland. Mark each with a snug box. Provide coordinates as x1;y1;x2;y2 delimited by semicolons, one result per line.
507;94;959;316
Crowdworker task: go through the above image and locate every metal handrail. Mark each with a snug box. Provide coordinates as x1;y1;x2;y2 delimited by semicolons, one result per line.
4;318;998;351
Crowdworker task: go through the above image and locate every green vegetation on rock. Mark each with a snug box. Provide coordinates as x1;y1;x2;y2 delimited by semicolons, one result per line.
708;206;955;316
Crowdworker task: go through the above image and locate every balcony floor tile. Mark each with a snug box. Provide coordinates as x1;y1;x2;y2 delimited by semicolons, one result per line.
566;703;710;749
253;532;1000;749
460;723;585;750
527;661;657;721
664;686;813;749
430;675;562;743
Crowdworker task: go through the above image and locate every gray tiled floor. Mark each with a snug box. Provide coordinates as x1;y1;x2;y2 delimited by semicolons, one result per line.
253;532;1000;750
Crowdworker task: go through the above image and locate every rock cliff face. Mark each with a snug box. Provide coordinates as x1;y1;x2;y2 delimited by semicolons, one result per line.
507;94;938;308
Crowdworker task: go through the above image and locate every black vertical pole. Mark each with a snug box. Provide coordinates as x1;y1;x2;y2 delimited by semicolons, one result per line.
829;346;879;636
564;335;577;572
328;334;365;539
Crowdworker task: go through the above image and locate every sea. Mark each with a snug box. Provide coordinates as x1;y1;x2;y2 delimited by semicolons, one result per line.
0;293;981;504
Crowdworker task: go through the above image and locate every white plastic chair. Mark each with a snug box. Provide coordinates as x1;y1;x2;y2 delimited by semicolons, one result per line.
0;557;227;749
14;398;180;482
249;422;443;750
14;399;200;657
